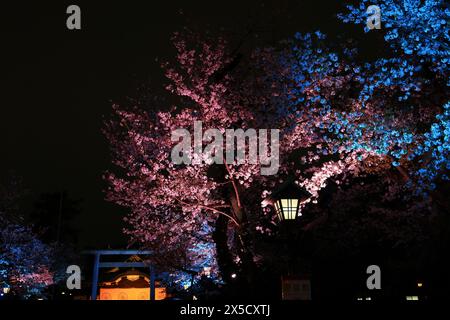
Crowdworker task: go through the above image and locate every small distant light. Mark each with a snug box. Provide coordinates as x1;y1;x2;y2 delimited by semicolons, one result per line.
406;296;419;301
61;292;65;295
1;293;4;297
183;284;189;290
417;282;423;288
357;297;363;301
38;298;44;301
203;267;211;277
231;273;237;279
365;297;372;301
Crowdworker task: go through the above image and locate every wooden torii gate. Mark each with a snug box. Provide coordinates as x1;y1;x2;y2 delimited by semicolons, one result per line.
84;250;155;301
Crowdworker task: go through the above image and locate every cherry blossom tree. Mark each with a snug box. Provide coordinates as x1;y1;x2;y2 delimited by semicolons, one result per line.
104;32;319;287
0;224;54;298
105;2;449;290
337;0;450;195
0;178;55;299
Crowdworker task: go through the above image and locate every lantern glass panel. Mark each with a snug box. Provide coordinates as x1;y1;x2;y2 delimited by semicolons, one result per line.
278;198;299;220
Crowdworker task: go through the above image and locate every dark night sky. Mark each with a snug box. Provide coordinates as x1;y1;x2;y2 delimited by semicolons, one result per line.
0;1;375;249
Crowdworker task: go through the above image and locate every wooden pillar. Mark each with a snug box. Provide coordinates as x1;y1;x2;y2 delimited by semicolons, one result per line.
91;253;100;300
149;265;155;301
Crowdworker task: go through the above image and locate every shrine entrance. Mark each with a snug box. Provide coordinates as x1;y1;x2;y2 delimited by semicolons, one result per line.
84;250;160;300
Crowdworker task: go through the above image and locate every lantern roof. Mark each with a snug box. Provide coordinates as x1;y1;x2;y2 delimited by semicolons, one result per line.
270;178;312;203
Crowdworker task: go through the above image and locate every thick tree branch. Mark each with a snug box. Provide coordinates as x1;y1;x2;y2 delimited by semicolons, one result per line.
224;162;242;209
174;197;240;227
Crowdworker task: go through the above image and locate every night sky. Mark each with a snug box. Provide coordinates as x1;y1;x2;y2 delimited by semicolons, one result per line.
0;1;375;248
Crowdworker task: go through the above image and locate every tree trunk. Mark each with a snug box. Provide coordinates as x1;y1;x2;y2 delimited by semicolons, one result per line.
237;221;257;294
212;214;234;281
212;211;258;296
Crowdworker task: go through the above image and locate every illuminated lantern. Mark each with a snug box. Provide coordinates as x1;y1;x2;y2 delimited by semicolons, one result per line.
262;180;311;221
3;286;10;294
